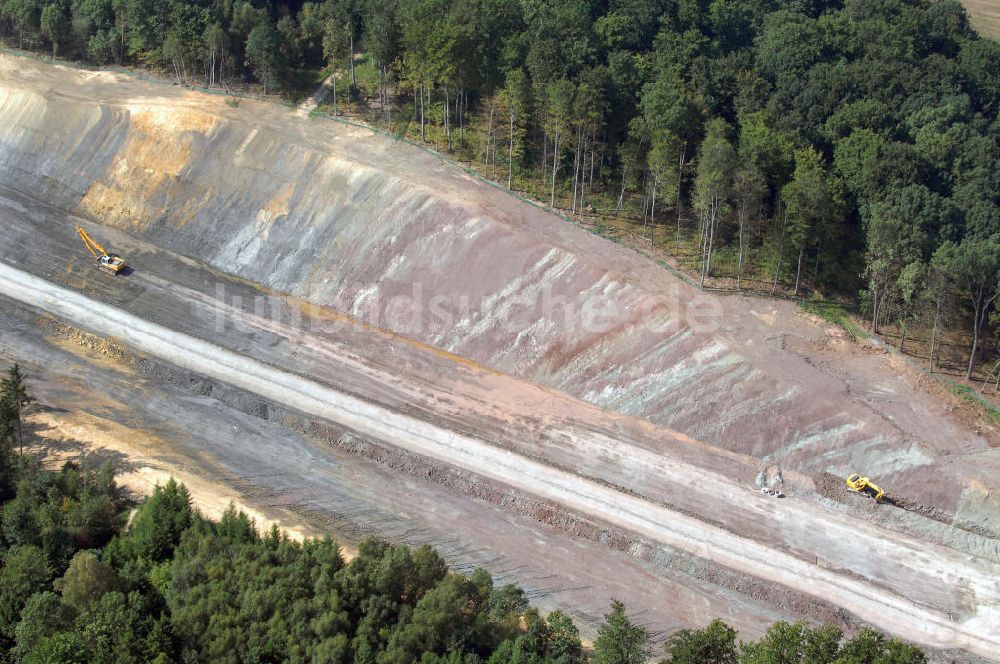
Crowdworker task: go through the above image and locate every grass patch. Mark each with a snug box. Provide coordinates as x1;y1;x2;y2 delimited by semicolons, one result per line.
799;300;864;341
948;383;1000;423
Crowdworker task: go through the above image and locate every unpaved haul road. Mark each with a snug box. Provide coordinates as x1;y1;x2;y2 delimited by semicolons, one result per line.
1;262;997;659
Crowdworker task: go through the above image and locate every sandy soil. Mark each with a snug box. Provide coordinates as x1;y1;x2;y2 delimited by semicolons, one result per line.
26;408;326;545
963;0;1000;39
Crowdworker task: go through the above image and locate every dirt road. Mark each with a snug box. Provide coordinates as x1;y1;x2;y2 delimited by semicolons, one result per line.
2;258;998;658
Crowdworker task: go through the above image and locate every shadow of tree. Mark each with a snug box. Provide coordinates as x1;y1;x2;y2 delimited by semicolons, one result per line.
21;405;145;504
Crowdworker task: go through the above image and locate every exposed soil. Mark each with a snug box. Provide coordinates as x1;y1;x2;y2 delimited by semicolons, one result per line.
0;302;792;646
2;52;996;529
3;259;999;659
1;53;999;661
962;0;1000;39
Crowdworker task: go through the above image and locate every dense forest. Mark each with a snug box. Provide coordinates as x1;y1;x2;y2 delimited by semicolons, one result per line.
0;362;930;662
1;0;999;379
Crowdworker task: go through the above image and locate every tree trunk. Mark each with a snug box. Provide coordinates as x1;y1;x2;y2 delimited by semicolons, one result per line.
794;244;804;296
641;171;650;230
445;85;451;151
571;125;582;214
772;207;786;296
485;103;495;169
928;295;942;371
871;281;880;333
420;84;426;143
968;314;980;379
676;141;687;230
378;64;385;120
346;57;352;105
881;292;893;332
702;198;718;287
332;75;338;116
489;99;500;175
966;285;995;379
589;136;595;191
617;167;627;213
508;111;514;190
699;206;709;272
737;205;745;291
541;130;548;185
349;31;356;86
650;180;657;245
550;132;560;209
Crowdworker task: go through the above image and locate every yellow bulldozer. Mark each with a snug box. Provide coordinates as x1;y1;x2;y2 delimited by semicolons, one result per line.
846;473;885;502
76;225;127;275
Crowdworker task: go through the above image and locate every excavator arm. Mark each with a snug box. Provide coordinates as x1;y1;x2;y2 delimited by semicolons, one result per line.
76;225;99;258
866;480;885;501
76;225;108;258
75;225;127;275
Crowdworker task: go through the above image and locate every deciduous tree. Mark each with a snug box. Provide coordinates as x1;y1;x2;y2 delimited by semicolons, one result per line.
245;20;284;94
693;118;736;285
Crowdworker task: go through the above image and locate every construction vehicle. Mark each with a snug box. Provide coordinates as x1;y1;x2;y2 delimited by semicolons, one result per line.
76;225;127;275
846;473;885;502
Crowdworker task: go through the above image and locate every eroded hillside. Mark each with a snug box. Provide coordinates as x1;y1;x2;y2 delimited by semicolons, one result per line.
1;56;998;533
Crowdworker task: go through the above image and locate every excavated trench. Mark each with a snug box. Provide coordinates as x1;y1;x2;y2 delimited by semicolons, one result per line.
2;54;1000;659
6;281;994;662
37;314;852;629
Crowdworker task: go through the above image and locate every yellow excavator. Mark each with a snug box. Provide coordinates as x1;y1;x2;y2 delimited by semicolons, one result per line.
846;473;885;502
76;225;127;275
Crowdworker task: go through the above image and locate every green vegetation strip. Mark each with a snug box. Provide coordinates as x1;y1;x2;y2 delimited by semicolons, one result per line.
798;301;864;342
948;383;1000;424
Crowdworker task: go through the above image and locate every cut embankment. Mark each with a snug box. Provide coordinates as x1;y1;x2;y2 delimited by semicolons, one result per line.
1;263;998;659
0;54;996;522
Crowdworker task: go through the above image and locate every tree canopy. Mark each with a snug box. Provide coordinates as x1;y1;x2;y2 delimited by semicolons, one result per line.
2;0;997;374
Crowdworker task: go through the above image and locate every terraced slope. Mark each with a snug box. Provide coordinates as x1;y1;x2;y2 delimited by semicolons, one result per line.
0;55;997;530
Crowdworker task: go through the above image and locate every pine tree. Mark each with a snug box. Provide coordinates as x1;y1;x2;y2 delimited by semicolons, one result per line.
594;600;649;664
1;363;33;454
